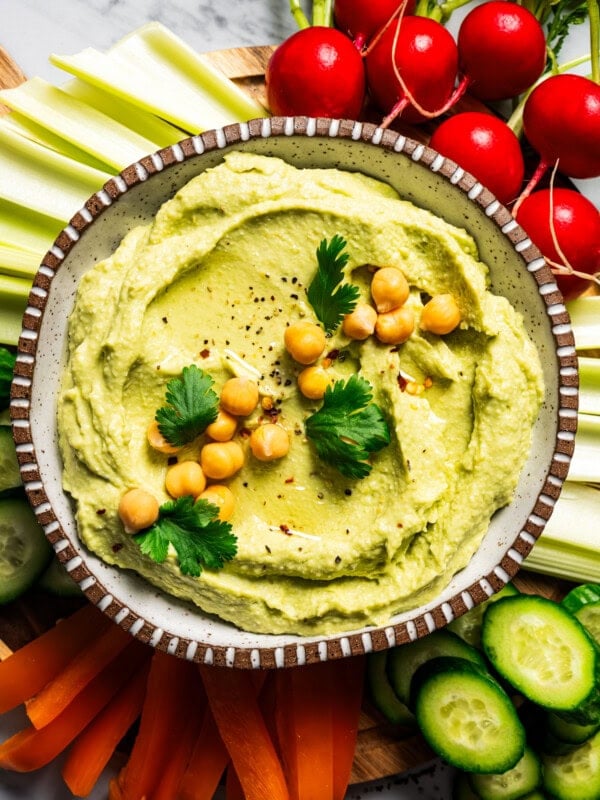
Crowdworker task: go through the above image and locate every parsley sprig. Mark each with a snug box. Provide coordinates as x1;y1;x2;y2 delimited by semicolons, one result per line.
156;365;219;447
306;235;360;335
305;375;391;479
134;496;237;577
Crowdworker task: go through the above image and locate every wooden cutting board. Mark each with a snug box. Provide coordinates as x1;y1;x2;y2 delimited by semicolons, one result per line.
0;40;577;785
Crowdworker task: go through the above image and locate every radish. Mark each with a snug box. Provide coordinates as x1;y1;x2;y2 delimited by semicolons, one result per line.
457;2;547;101
516;73;600;206
515;188;600;301
265;26;366;118
365;15;464;125
429;112;525;206
333;0;416;51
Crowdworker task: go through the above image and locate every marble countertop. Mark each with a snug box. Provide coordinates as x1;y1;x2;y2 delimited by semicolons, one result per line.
2;0;297;82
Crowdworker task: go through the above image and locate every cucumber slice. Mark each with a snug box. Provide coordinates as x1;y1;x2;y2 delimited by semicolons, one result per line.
0;498;52;604
547;711;600;746
0;426;21;494
387;628;487;708
448;583;520;649
38;556;83;597
469;745;542;800
542;729;600;800
561;583;600;647
366;651;415;727
481;595;598;714
412;656;525;774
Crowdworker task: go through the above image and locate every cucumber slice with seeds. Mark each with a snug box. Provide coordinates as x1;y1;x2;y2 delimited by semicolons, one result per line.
562;583;600;647
481;595;598;715
469;745;542;800
411;655;525;774
0;498;52;604
0;426;21;494
542;729;600;800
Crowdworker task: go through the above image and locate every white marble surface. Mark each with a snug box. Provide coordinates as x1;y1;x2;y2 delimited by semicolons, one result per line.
1;0;301;82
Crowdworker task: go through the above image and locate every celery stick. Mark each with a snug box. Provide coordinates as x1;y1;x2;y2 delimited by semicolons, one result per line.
62;77;186;149
51;22;268;134
0;77;159;171
579;357;600;416
0;113;117;174
525;482;600;583
0;198;59;256
0;274;30;347
0;125;112;223
0;243;41;280
569;413;600;483
568;296;600;351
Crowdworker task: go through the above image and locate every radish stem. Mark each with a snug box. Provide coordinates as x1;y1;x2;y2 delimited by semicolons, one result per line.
289;0;311;29
589;0;600;83
312;0;334;27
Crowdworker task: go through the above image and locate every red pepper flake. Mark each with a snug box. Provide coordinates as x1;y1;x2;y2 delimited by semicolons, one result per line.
199;348;210;359
96;508;106;515
279;524;291;535
397;373;408;391
284;476;295;484
112;542;124;553
326;348;340;361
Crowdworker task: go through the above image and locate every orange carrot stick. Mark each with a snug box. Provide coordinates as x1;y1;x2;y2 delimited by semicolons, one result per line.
26;617;133;729
331;656;365;800
0;640;150;772
275;662;335;800
178;704;230;800
117;650;201;800
61;660;151;798
0;603;110;713
199;665;289;800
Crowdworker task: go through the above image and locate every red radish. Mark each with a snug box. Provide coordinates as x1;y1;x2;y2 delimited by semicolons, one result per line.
365;16;463;125
457;1;546;101
429;112;525;206
334;0;416;50
515;188;600;301
265;27;366;118
521;74;600;193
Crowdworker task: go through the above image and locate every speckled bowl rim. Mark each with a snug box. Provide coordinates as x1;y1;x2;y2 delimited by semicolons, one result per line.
10;117;578;669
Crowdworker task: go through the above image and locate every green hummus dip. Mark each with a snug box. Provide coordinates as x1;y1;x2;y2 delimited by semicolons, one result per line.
58;152;544;635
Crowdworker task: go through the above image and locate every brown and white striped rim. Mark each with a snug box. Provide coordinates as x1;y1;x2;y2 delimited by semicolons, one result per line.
10;117;577;669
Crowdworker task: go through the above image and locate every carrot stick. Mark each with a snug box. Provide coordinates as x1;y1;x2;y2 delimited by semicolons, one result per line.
0;603;110;713
199;665;289;800
26;617;133;729
152;673;206;800
0;640;149;772
178;704;230;800
330;656;365;800
61;660;151;798
117;650;201;800
275;662;335;800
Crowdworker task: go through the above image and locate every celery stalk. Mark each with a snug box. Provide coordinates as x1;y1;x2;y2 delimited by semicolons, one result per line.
524;482;600;583
0;198;60;256
51;22;268;134
62;77;187;149
0;114;113;174
0;77;161;171
579;357;600;416
0;243;41;280
569;413;600;483
0;274;30;347
0;124;112;223
567;296;600;351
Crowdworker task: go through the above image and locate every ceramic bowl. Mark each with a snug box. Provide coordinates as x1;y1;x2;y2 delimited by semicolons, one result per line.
10;117;577;669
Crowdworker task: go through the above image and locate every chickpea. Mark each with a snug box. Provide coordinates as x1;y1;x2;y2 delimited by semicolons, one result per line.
146;420;180;455
200;440;245;480
297;365;331;400
165;460;206;499
199;484;235;521
371;267;410;313
284;320;326;365
375;306;415;345
342;302;377;340
249;423;290;462
420;294;462;335
220;377;259;417
118;488;159;533
206;408;238;442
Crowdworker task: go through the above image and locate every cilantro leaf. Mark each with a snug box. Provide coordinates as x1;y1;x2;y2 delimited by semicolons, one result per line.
306;235;360;335
305;375;391;479
156;365;219;447
0;347;16;410
134;496;237;577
